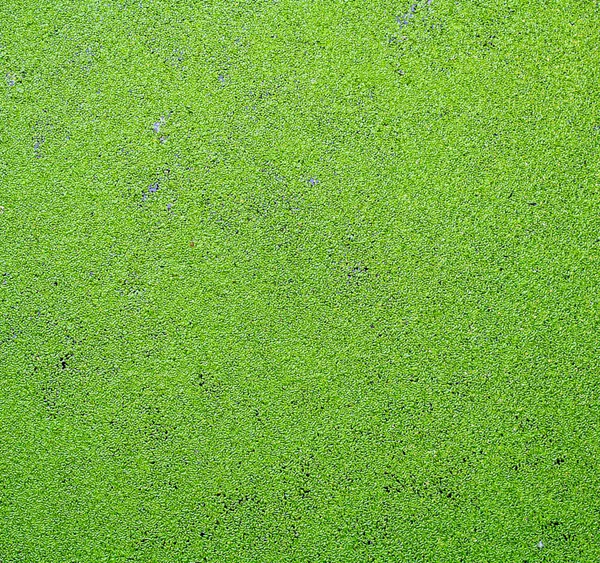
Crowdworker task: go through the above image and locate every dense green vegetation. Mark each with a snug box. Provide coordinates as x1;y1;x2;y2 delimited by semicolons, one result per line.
1;0;599;561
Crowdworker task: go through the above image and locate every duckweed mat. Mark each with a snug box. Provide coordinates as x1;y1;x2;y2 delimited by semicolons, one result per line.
1;1;599;561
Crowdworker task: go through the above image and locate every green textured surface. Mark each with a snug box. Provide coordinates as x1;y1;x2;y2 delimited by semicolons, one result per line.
1;1;599;561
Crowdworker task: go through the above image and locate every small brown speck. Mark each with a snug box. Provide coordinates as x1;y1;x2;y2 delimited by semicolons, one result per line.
189;241;196;247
